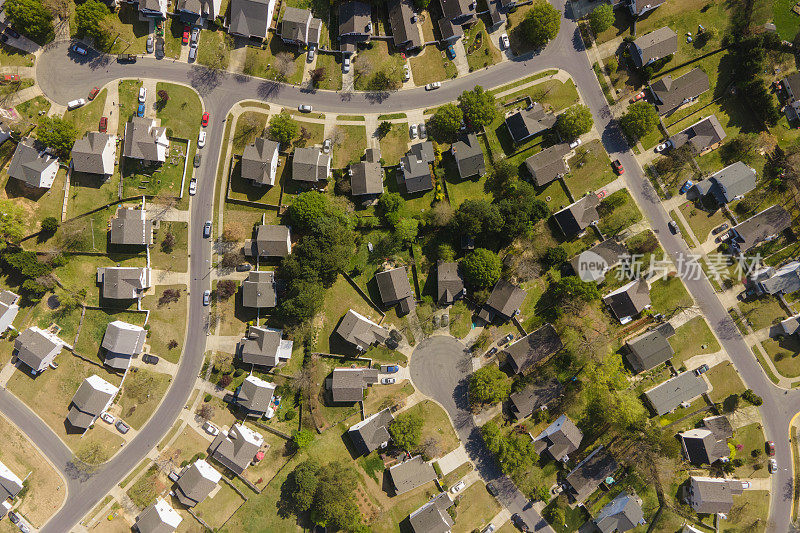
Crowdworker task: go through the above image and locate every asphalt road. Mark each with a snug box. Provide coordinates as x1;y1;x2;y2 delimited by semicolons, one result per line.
18;0;798;530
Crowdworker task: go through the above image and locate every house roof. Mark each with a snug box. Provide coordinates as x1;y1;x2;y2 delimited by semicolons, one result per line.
730;205;791;252
0;290;19;329
376;267;414;308
668;115;727;153
67;374;118;429
400;142;435;193
505;103;556;142
238;326;291;367
123;116;168;162
625;324;675;373
782;314;800;336
409;493;454;533
348;408;394;455
98;267;150;299
71;131;114;175
650;68;710;115
229;0;271;39
504;323;563;374
339;1;371;35
208;424;263;474
245;225;291;258
533;414;582;461
689;476;744;515
331;367;379;402
110;206;153;246
237;374;276;414
693;161;756;204
603;278;651;321
0;461;23;502
437;261;464;305
524;143;570;187
760;260;800;295
594;492;645;533
438;16;464;40
292;147;330;182
702;415;733;438
509;378;563;419
680;428;730;465
350;160;383;196
644;370;708;415
631;27;678;67
486;0;502;25
241;137;279;185
784;72;800;99
241;270;277;308
389;455;437;495
388;0;422;48
174;459;222;507
7;138;58;188
135;497;183;533
335;309;389;351
553;194;600;237
281;7;311;41
451;133;485;178
102;320;146;361
439;0;473;20
564;446;618;503
15;326;62;372
569;239;628;283
479;279;527;321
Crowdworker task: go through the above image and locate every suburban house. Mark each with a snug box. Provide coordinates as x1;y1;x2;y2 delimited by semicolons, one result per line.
350;148;384;201
173;459;222;508
131;0;167;18
235;374;276;417
335;309;389;352
97;266;151;300
134;498;182;533
375;267;416;315
66;374;118;430
627;0;666;16
485;0;504;29
509;378;563;420
644;371;708;415
667;115;727;155
399;142;435;194
437;0;475;42
408;493;454;533
751;260;800;296
175;0;220;24
240;271;278;309
552;194;600;238
207;424;264;475
237;326;293;368
14;326;64;374
728;205;791;253
292;147;330;185
338;1;372;54
0;461;23;502
593;492;646;533
329;367;379;403
692;161;757;205
71;131;116;176
7;138;59;189
686;476;746;515
450;133;486;179
477;279;527;322
532;414;583;462
0;290;19;334
563;446;618;503
603;278;651;324
437;261;465;306
782;72;800;122
388;455;437;495
123;116;169;163
241;137;280;186
388;0;422;50
524;143;570;187
226;0;274;40
280;7;322;47
348;408;394;455
569;239;628;283
110;206;154;246
244;224;292;259
629;27;677;68
624;323;675;373
102;320;147;370
504;103;556;144
649;68;710;115
504;323;563;374
781;314;800;337
679;415;733;465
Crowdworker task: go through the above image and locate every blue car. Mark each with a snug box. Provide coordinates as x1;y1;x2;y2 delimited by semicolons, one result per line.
446;45;456;60
385;365;399;373
137;102;145;117
679;180;693;194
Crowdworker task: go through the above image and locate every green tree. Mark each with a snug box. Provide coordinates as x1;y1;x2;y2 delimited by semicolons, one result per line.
413;0;430;8
4;0;54;44
378;192;405;226
389;411;423;451
452;199;503;242
619;101;659;142
269;112;299;145
549;275;599;311
589;3;614;35
469;365;511;404
521;2;561;48
481;421;537;475
75;0;111;48
458;86;497;129
279;280;325;323
394;218;419;244
555;104;593;140
0;201;27;242
377;120;392;138
40;216;58;234
544;246;567;267
292;429;314;450
721;133;760;166
430;103;463;139
287;459;320;512
36;116;77;157
437;243;455;262
460;248;501;289
496;182;550;237
287;191;344;233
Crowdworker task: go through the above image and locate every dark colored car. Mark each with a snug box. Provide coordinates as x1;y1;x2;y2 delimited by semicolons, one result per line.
235;263;252;272
115;420;130;434
486;347;498;357
612;159;624;175
511;514;529;532
446;45;456;59
713;223;729;235
88;86;100;100
679;180;694;194
695;364;709;375
767;441;776;456
99;116;108;133
193;153;202;167
71;43;88;55
118;53;137;63
4;26;20;39
668;220;679;234
142;354;159;365
8;512;20;524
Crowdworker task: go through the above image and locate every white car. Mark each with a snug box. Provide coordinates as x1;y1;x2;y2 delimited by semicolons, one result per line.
343;57;351;73
138;86;146;103
655;140;672;152
499;33;509;49
202;421;219;436
769;458;777;474
425;82;441;90
198;131;206;148
403;64;411;81
190;28;200;45
299;104;313;113
323;139;331;153
307;46;315;62
203;289;211;306
100;412;115;424
188;43;197;61
482;525;495;533
189;178;197;196
67;98;86;110
146;35;154;54
450;480;466;494
410;124;418;138
569;138;582;149
381;377;396;384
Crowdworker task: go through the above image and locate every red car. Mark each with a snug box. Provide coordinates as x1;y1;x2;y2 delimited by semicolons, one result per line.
201;112;209;127
99;116;108;133
612;159;624;175
88;86;100;100
182;30;189;45
1;74;19;83
630;91;645;102
767;441;775;456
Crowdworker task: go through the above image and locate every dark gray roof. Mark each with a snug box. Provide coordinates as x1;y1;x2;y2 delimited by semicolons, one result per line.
238;326;290;367
505;103;557;142
102;320;146;367
703;415;733;438
292;147;330;182
783;72;800;99
97;267;150;300
630;27;678;68
504;324;563;374
67;374;117;429
339;1;371;36
389;455;437;494
176;0;216;17
0;461;23;502
625;325;675;373
759;261;800;295
650;68;710;115
174;459;221;507
15;327;61;372
730;205;791;252
331;367;379;403
241;137;279;185
644;370;708;415
569;239;628;283
207;424;263;475
71;131;114;175
281;7;312;42
439;0;473;20
110;206;153;246
228;0;270;39
553;194;600;237
478;279;527;322
668;115;726;153
594;492;645;533
236;375;276;415
782;314;800;335
693;161;756;204
409;493;454;533
135;498;182;533
400;142;435;193
680;427;730;465
123;116;168;162
7;138;58;188
438;17;464;40
245;225;291;258
350;160;383;196
603;278;651;321
437;261;464;305
241;270;277;308
688;476;744;515
451;133;485;178
375;267;415;311
533;414;582;461
388;0;422;49
524;143;570;186
348;408;394;455
486;0;502;26
509;378;563;419
335;309;389;351
564;446;618;503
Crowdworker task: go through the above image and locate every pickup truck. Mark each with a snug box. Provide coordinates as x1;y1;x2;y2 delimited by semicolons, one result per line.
117;53;137;63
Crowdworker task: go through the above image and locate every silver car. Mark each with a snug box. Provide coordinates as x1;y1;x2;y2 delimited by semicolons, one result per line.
146;35;154;53
188;43;197;61
190;27;200;45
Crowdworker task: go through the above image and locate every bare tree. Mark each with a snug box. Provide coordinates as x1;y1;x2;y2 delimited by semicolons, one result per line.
329;127;345;148
234;113;264;147
152;189;178;221
274;52;297;81
243;52;259;75
197;403;215;420
222;222;246;242
44;0;70;18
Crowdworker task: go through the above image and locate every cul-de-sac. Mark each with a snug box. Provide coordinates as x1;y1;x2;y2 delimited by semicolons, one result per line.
0;0;800;531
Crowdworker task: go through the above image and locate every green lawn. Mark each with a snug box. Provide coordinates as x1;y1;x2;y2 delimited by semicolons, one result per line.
353;41;404;91
0;43;33;66
163;18;184;59
122;138;188;200
117;80;142;135
597;189;643;236
53;253;146;306
401;400;460;457
313;275;382;355
141;285;188;363
731;422;770;479
451;482;501;533
409;45;458;85
650;276;693;316
64;89;107;139
232;111;269;154
314;53;343;90
227;157;284;205
775;0;800;40
243;38;306;85
706;361;747;403
563;139;615;197
117;367;172;430
379;124;410;166
669;316;720;370
738;296;787;332
155;82;202;140
197;30;232;70
151;221;189;273
464;19;502;73
719;490;769;533
74;308;147;363
15;96;50;127
192;480;246;529
763;336;800;378
108;4;151;54
294;120;325;148
2;166;67;235
678;201;729;243
331;124;367;168
449;300;473;338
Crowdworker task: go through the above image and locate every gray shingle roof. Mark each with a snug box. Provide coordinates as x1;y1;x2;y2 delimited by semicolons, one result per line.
668;115;726;153
246;225;291;258
350;160;383;196
693;161;756;204
135;497;182;533
625;324;675;373
409;493;454;533
553;194;600;237
335;309;389;351
241;137;279;185
236;374;276;415
0;461;23;502
241;270;277;308
228;0;271;39
399;142;435;193
509;378;563;419
207;424;263;474
292;147;330;182
67;374;118;429
339;1;371;36
594;492;645;533
680;427;730;465
758;260;800;295
524;143;570;186
388;0;421;49
564;446;618;503
533;414;582;461
348;408;394;455
505;103;557;142
688;476;745;515
7;138;58;188
71;131;114;175
644;370;708;415
281;7;321;44
730;205;791;253
174;459;222;507
436;261;464;305
569;239;628;283
331;367;379;402
123;117;168;162
375;267;415;311
630;27;678;68
478;279;527;322
97;267;150;300
451;133;485;178
238;326;291;367
504;324;562;374
15;327;62;372
389;455;437;494
102;320;146;369
650;68;710;115
110;206;153;246
603;278;651;322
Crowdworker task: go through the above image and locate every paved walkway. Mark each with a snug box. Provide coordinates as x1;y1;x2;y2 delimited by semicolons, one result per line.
101;80;121;138
473;403;502;426
452;40;469;77
149;269;190;285
683;350;729;372
142;78;158;120
436;445;470;475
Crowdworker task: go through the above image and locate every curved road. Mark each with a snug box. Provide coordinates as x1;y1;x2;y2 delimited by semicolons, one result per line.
2;0;795;530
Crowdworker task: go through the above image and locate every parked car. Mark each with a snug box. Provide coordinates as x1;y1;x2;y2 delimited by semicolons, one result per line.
236;263;253;272
189;178;197;195
198;130;206;148
767;441;776;456
486;482;498;496
655;140;672;152
403;64;411;81
203;220;212;238
381;377;396;384
769;458;778;474
307;46;315;61
182;26;190;45
419;124;427;139
203;421;219;436
569;138;582;149
99;116;108;133
668;220;679;234
72;43;88;55
630;91;645;102
19;523;30;533
499;333;514;346
138;86;147;103
446;45;456;59
67;98;86;110
142;353;159;365
188;43;197;61
201;112;210;127
611;159;624;174
146;35;154;53
343;57;351;73
100;412;115;424
115;420;130;434
695;364;709;375
384;365;399;373
137;102;145;117
323;138;331;153
712;223;729;234
499;33;509;49
482;525;495;533
486;347;498;357
299;104;313;112
156;38;164;57
679;180;694;194
118;53;137;63
203;289;211;306
193;153;202;167
410;124;418;138
88;87;100;100
1;74;19;83
425;82;441;90
191;27;200;45
4;27;20;39
511;514;529;532
450;480;466;494
741;481;751;489
8;512;19;524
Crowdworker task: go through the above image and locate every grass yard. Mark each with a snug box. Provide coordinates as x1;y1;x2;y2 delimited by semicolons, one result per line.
141;285;188;363
331;124;367;168
379;124;410;166
401;400;459;457
74;308;147;362
650;276;693;316
775;0;800;40
117;367;172;430
314;275;382;355
2;166;67;235
108;4;151;54
126;465;163;508
451;482;501;533
64;89;107;139
409;45;458;86
763;336;800;378
563;140;615;197
15;96;50;125
706;361;747;403
498;79;580;113
243;38;305;85
232;111;269;154
597;189;643;236
197;30;232;70
294;120;325;148
449;300;473;338
53;252;146;305
668;316;720;370
163;18;183;59
117;80;142;134
354;41;404;91
191;481;246;529
737;296;787;332
122;138;189;200
314;53;343;91
465;19;502;73
150;221;189;273
678;201;729;243
0;43;33;66
719;490;769;533
731;422;769;479
155;83;203;140
370;481;441;533
66;169;119;219
227;157;285;206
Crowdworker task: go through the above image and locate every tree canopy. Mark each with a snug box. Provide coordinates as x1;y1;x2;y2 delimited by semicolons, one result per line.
521;3;561;48
469;365;511;405
36;116;77;158
452;199;503;243
430;103;463;139
460;248;501;289
269;113;299;145
5;0;53;45
619;101;658;142
458;86;497;130
555;104;593;140
481;421;538;475
75;0;111;48
589;3;614;35
0;200;27;242
284;460;365;531
388;411;423;451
